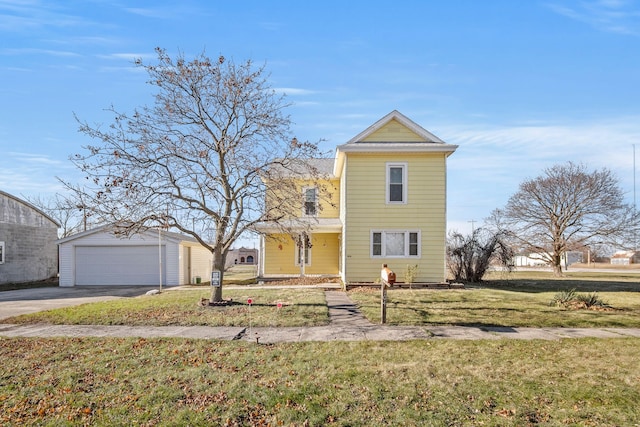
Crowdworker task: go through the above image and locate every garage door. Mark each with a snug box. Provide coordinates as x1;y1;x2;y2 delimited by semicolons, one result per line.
75;246;166;286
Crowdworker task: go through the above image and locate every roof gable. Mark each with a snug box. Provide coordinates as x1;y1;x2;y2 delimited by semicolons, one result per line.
347;110;444;144
57;224;197;245
333;110;458;176
0;190;60;227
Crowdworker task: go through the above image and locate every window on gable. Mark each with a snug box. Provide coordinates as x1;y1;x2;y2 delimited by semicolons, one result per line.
0;241;4;264
371;231;420;258
303;187;317;216
386;163;407;204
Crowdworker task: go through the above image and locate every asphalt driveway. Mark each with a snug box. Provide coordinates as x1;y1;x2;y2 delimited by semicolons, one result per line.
0;286;158;320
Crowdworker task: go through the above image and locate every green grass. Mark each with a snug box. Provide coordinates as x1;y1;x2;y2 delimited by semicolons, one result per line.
1;337;638;426
4;289;329;327
6;270;640;328
3;271;640;425
349;287;640;327
482;269;640;292
344;269;640;327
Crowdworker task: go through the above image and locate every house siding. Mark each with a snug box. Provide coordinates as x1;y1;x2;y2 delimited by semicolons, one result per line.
321;179;341;218
187;244;213;284
257;111;456;285
264;176;340;221
343;152;447;283
361;119;424;142
263;233;339;276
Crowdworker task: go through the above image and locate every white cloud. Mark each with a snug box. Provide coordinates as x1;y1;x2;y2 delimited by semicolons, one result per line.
123;5;207;20
547;0;640;35
274;87;318;96
0;1;90;32
443;116;640;227
7;152;64;166
0;47;80;57
96;52;157;61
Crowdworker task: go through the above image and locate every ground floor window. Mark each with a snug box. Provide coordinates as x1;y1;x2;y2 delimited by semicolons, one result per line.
371;231;420;258
0;241;4;263
294;233;312;265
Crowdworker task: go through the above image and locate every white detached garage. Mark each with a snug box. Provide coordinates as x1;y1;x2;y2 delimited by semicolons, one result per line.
58;226;213;287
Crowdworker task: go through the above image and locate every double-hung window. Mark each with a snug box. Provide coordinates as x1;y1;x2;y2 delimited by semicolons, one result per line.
371;231;420;258
295;233;312;265
296;244;311;265
303;187;317;216
386;163;407;204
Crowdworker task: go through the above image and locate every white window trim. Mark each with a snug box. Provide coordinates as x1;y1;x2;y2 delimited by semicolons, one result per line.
370;230;421;258
0;241;4;264
386;162;408;204
295;244;312;266
302;186;318;217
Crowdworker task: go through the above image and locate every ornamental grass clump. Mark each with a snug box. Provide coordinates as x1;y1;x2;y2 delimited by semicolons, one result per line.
550;288;612;310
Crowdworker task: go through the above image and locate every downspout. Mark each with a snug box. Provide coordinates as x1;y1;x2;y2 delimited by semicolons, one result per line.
443;152;448;283
341;156;348;284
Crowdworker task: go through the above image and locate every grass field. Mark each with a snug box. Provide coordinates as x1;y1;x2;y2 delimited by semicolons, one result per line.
3;288;330;327
1;270;639;425
8;269;639;329
1;337;639;426
348;286;640;328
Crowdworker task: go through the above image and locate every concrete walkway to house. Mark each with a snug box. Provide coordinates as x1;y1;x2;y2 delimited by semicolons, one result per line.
1;287;640;342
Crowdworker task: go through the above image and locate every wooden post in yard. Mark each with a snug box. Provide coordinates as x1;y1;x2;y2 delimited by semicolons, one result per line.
381;280;387;324
380;264;396;324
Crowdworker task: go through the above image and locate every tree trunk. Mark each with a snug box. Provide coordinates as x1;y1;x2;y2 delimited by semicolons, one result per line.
210;247;226;303
551;253;563;277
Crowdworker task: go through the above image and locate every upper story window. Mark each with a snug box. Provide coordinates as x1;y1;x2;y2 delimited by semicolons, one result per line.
386;163;407;204
303;187;317;216
0;241;4;264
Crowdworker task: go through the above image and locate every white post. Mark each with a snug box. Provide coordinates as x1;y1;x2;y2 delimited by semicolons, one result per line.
158;227;162;292
299;233;306;277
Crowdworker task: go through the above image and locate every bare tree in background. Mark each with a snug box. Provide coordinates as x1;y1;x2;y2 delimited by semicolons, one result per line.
25;193;88;238
447;228;513;283
490;162;639;276
64;48;327;302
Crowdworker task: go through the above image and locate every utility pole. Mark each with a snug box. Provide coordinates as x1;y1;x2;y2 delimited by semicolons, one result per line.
468;219;477;233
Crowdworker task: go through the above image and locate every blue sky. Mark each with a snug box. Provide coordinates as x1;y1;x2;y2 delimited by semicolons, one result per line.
2;0;640;240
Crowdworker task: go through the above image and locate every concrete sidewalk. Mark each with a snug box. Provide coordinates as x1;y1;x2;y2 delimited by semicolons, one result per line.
1;290;640;342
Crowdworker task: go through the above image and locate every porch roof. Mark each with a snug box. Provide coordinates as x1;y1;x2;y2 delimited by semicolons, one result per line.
254;218;342;234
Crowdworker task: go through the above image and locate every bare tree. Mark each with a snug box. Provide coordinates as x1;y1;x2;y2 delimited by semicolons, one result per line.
491;162;639;276
25;193;88;238
447;228;513;283
64;48;326;301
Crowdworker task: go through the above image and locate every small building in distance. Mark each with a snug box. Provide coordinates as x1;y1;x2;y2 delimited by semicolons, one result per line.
226;247;258;269
0;190;59;284
610;250;640;265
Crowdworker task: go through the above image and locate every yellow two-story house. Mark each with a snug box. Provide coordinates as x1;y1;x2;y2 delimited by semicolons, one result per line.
257;110;458;284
